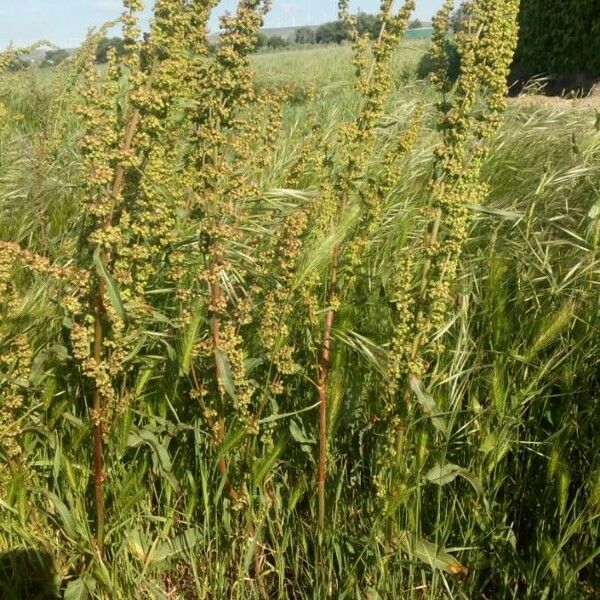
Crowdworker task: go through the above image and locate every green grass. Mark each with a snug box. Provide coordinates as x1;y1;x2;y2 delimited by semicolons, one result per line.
0;40;599;600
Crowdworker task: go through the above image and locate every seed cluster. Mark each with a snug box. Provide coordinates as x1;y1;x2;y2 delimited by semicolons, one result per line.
372;0;521;513
0;0;523;560
389;0;520;387
0;242;87;462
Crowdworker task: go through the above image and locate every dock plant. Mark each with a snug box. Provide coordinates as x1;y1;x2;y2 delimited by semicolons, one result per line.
2;0;597;598
380;0;521;529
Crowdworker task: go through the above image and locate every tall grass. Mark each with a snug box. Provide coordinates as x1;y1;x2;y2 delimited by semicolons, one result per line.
0;1;598;599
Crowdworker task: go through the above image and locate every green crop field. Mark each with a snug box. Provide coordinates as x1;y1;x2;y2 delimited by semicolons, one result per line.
0;2;599;599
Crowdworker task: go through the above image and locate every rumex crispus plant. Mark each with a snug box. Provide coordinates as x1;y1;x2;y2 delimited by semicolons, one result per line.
4;0;596;598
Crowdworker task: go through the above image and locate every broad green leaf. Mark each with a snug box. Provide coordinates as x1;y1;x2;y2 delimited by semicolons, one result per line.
396;531;468;576
64;579;88;600
152;528;202;562
289;420;315;445
127;429;172;473
244;357;263;374
48;493;78;540
252;441;284;485
180;299;204;375
425;463;484;495
457;468;485;496
425;463;464;485
214;349;237;400
64;576;95;600
93;247;126;322
409;376;447;435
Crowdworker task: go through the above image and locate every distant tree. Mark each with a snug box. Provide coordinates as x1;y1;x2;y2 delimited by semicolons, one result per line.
450;4;473;33
417;40;461;82
409;18;424;29
41;48;69;68
96;37;126;64
6;56;30;73
517;0;600;77
315;20;347;44
256;32;268;49
315;13;384;44
356;12;380;39
295;26;316;45
266;36;289;50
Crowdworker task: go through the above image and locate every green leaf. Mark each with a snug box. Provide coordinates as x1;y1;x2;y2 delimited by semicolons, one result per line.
64;577;96;600
214;349;237;400
217;427;246;457
396;531;468;576
127;529;149;563
259;400;320;424
365;588;382;600
424;463;484;495
425;463;464;485
409;376;447;435
456;468;484;496
469;204;523;220
152;528;202;562
252;441;284;486
127;429;172;473
243;527;261;572
93;247;127;322
180;299;204;375
244;357;263;374
289;420;315;445
48;493;78;540
64;579;88;600
525;302;574;360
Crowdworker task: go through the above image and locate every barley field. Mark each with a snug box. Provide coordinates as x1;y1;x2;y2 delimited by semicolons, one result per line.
0;2;599;599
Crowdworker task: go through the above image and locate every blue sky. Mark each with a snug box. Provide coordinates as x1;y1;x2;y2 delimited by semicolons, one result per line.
0;0;446;48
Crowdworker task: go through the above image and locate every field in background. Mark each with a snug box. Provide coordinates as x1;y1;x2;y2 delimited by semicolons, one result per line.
0;38;599;599
254;40;430;90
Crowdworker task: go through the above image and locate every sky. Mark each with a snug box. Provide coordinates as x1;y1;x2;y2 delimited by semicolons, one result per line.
0;0;446;49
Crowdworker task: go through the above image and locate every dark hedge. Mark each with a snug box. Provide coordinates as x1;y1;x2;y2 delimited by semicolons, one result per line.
516;0;600;75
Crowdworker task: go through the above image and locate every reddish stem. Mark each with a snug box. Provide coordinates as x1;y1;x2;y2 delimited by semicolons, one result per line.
92;284;106;551
90;108;140;553
317;247;339;530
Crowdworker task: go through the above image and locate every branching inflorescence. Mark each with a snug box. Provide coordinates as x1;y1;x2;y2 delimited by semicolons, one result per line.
0;0;528;591
382;0;520;510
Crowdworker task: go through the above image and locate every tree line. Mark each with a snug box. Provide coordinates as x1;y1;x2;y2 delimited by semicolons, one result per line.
251;14;427;50
290;14;426;47
16;12;428;71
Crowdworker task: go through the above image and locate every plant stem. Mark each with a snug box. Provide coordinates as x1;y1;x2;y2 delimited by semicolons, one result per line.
317;245;339;531
210;260;240;503
92;284;106;552
211;259;269;594
90;107;141;553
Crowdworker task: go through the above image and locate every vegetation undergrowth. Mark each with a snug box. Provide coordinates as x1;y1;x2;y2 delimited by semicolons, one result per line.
0;1;598;599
